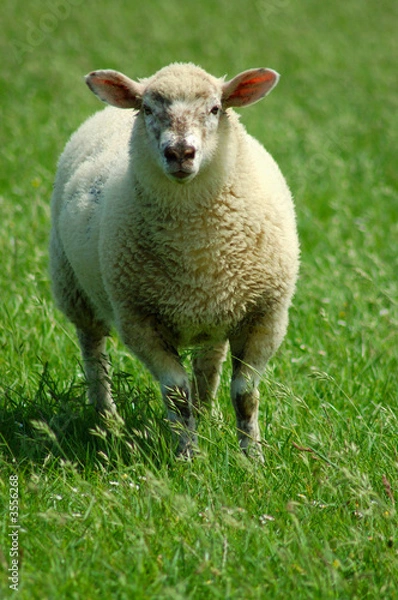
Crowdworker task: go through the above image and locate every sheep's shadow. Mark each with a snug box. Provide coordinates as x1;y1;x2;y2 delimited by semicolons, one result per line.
0;365;175;471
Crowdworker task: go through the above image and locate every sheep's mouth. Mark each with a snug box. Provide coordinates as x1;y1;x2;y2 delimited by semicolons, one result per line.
168;170;195;183
173;170;192;180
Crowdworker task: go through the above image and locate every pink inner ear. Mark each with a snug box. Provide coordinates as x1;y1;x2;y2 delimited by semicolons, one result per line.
223;69;279;107
231;72;276;99
86;70;143;109
95;77;132;104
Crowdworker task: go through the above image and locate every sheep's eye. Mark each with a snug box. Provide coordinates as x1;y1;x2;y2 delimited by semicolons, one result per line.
210;105;220;116
143;105;152;116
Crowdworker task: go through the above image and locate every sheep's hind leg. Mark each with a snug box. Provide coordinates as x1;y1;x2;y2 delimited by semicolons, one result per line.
161;380;197;458
50;234;115;415
77;329;116;415
192;342;228;412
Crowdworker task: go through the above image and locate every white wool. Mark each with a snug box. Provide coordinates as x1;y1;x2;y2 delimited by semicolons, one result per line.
50;62;299;457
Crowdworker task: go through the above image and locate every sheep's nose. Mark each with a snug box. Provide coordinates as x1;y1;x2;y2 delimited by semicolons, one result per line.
164;143;196;163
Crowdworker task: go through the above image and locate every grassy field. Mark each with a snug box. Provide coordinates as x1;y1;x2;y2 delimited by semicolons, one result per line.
1;0;397;598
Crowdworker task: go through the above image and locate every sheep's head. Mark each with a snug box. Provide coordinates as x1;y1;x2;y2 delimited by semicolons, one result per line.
85;63;279;184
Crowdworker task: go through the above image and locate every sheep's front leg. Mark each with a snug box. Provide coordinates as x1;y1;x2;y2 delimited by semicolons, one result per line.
77;328;115;415
118;315;196;456
229;306;289;458
230;362;261;455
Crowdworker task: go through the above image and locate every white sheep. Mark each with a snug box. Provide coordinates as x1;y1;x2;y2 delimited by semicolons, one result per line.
50;62;299;457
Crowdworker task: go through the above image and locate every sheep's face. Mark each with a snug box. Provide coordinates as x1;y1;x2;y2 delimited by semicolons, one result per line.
85;64;280;185
141;92;223;184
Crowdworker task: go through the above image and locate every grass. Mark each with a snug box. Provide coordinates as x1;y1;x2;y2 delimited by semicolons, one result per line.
1;0;397;598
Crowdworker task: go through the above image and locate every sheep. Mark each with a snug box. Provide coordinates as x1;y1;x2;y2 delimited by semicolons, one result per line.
50;62;299;458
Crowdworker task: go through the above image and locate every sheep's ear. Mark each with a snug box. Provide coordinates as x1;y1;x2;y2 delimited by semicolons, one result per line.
85;70;144;109
222;68;279;108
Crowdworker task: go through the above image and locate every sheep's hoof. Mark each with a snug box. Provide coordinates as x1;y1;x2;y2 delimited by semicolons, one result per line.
176;433;199;460
240;438;265;463
94;399;118;418
245;446;265;464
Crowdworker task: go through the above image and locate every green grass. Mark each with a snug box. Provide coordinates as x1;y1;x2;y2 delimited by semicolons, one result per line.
1;0;397;598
